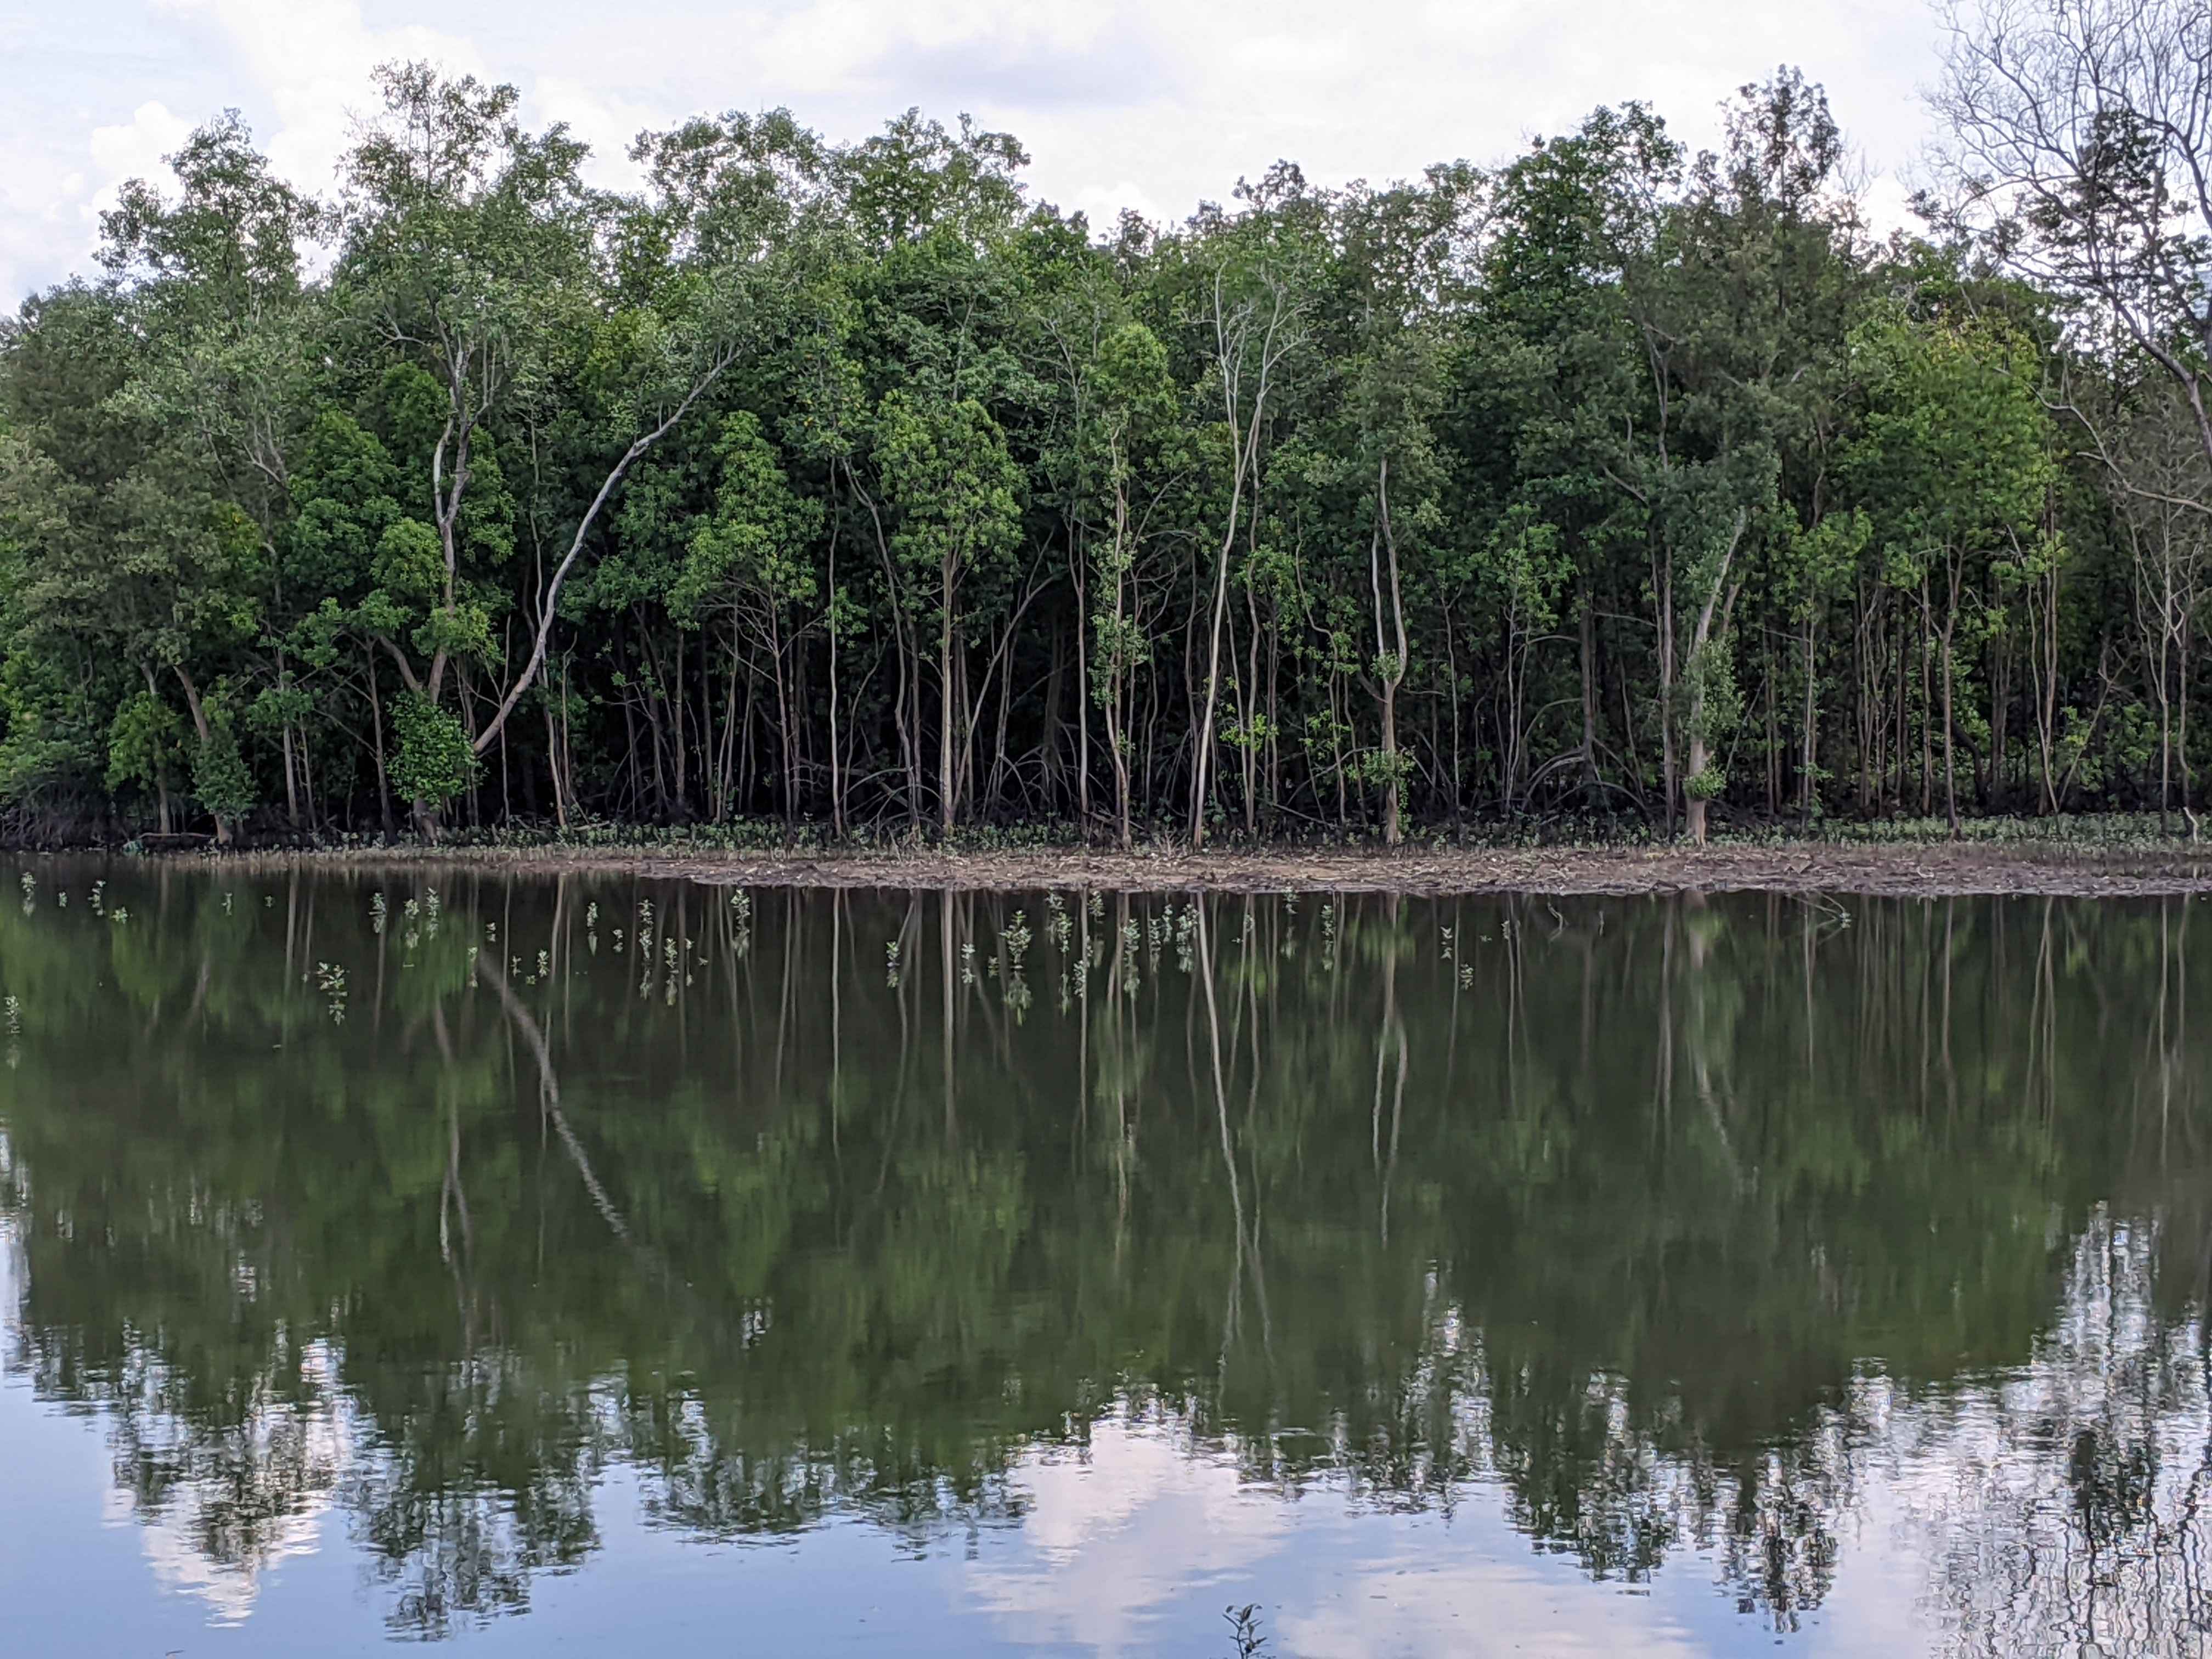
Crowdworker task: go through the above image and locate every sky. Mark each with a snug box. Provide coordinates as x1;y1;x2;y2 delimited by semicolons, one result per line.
2;0;1949;309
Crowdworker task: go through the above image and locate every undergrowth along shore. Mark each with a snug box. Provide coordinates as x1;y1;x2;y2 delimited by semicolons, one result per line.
31;812;2212;899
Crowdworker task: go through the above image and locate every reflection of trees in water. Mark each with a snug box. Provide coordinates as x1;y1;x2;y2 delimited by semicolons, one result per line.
76;1339;348;1612
339;1353;608;1637
2;871;2211;1640
1896;1212;2212;1659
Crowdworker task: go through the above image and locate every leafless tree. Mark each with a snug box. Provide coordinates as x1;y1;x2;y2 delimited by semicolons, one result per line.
1929;0;2212;471
2111;385;2212;828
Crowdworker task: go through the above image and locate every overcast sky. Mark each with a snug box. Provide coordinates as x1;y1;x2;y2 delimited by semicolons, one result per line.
3;0;1949;308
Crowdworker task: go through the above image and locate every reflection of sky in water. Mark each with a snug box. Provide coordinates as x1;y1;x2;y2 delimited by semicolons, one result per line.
964;1423;1723;1656
0;1347;1741;1655
8;1216;2207;1655
89;1337;351;1628
7;882;2212;1656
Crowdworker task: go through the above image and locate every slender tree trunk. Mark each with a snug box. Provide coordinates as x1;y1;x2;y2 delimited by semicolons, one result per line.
939;555;957;836
826;516;845;837
544;696;567;829
1800;614;1819;826
1372;456;1409;845
1941;559;1962;839
1242;579;1261;836
1656;540;1678;838
1073;551;1091;830
1579;582;1600;788
1919;582;1933;817
171;664;233;846
279;701;300;826
1192;530;1234;847
366;653;394;832
1189;272;1287;847
1680;511;1746;846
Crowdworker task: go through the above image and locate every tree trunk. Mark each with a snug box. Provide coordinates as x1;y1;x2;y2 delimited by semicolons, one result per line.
1192;529;1233;848
1941;622;1960;837
826;518;845;838
1799;615;1819;826
1684;732;1711;844
1373;456;1409;845
171;665;233;846
544;695;568;829
367;653;394;832
1656;540;1678;838
1941;559;1962;839
1579;582;1600;789
1072;554;1090;830
1678;509;1746;847
939;554;958;836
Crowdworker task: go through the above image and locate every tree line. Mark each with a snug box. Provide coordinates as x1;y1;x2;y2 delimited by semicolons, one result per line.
4;3;2211;845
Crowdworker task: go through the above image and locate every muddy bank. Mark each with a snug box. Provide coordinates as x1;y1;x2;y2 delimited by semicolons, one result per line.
149;838;2212;898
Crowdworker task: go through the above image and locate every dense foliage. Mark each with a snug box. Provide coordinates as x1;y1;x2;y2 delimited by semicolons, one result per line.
6;24;2212;845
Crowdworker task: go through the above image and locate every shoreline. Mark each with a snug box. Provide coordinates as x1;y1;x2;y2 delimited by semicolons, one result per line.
81;837;2212;899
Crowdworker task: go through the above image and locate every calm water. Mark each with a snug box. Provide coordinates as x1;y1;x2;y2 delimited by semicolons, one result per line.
2;862;2208;1657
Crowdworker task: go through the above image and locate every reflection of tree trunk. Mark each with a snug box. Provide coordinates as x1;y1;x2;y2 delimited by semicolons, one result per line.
475;952;634;1246
283;871;299;990
774;888;795;1098
1373;915;1407;1245
1242;958;1272;1357
831;890;843;1164
187;949;212;1026
1940;899;1957;1118
939;889;957;1138
1194;900;1248;1361
431;1002;477;1347
2176;899;2191;1163
1801;897;1816;1078
1110;918;1131;1266
2028;899;2057;1125
1657;904;1675;1134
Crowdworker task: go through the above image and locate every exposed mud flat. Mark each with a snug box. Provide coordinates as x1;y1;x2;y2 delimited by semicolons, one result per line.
176;838;2212;898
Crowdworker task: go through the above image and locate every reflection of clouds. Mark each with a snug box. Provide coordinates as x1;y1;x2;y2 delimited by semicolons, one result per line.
1888;1213;2212;1659
122;1479;328;1626
962;1418;1291;1655
19;1186;2212;1654
1278;1553;1709;1659
946;1229;2212;1658
111;1342;350;1627
963;1415;1721;1659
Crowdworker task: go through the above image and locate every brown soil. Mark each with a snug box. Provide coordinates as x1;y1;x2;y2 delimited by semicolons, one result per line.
198;839;2212;898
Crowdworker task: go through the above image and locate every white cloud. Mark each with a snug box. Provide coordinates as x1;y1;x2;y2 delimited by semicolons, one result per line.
155;0;485;196
1068;179;1166;234
87;100;194;186
2;0;1951;307
1860;172;1925;241
0;100;188;308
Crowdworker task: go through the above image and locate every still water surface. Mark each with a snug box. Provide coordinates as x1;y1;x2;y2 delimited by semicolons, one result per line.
1;862;2207;1656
